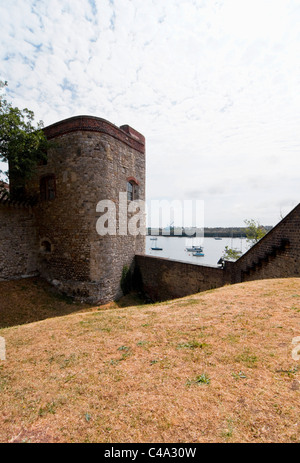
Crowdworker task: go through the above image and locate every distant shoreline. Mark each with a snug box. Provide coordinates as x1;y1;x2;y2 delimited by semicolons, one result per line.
147;233;246;238
147;226;273;238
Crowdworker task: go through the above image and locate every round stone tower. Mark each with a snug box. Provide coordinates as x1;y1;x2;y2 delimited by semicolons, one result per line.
26;115;145;303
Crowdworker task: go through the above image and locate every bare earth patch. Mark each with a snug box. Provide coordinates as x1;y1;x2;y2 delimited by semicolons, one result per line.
0;277;299;443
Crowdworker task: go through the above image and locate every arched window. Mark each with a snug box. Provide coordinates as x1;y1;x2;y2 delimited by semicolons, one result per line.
127;178;139;201
40;175;56;201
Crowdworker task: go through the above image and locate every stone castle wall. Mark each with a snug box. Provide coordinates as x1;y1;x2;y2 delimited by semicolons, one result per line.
134;254;228;301
0;204;37;280
135;203;300;301
228;202;300;284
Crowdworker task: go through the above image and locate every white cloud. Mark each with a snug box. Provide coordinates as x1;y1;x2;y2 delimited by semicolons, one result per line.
0;0;299;225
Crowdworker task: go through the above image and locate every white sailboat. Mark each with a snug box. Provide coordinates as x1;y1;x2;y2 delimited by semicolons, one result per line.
151;238;163;251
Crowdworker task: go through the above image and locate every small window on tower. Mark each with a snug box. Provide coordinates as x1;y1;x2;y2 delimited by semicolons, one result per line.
127;179;139;201
40;175;56;201
127;181;133;201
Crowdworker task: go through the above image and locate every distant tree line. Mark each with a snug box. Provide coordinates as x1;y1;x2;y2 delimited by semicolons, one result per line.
147;225;273;238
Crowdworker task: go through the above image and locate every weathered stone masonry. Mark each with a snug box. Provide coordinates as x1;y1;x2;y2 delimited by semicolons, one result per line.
226;202;300;284
0;115;145;303
134;255;228;301
0;202;38;280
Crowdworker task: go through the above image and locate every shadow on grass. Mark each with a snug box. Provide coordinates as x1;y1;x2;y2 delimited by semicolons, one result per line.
113;292;150;309
0;277;149;329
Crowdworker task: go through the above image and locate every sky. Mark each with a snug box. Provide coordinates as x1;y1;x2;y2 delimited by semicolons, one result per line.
0;0;299;227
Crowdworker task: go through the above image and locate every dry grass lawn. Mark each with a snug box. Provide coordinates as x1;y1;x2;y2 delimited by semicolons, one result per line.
0;276;299;443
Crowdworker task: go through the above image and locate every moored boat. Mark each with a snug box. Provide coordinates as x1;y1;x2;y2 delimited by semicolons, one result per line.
151;238;163;251
193;251;204;256
185;245;203;252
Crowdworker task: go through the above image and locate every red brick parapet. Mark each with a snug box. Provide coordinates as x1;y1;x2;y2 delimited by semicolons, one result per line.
43;115;145;153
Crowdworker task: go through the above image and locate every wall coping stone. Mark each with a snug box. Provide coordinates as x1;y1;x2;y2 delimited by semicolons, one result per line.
135;253;223;271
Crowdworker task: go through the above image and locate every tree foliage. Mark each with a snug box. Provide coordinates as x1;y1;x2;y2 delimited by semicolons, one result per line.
0;81;48;189
244;219;267;247
219;218;267;265
222;245;242;262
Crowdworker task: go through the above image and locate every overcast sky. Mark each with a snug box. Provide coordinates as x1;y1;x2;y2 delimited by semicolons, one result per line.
0;0;299;227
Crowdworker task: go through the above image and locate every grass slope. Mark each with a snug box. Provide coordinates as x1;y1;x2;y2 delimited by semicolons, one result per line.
0;277;299;443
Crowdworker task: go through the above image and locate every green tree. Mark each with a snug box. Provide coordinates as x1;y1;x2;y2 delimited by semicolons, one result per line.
0;81;48;196
244;218;267;247
218;245;242;265
222;245;242;261
219;218;267;265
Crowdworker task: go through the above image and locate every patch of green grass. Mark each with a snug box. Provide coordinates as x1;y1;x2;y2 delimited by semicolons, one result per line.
235;348;258;368
48;353;82;369
98;327;112;333
201;288;217;295
64;373;77;383
224;333;240;344
177;341;208;349
84;412;92;422
136;341;148;347
221;417;234;439
177;299;200;307
109;359;119;366
38;398;66;417
0;368;10;392
275;366;298;377
232;371;247;380
117;345;130;352
186;373;211;386
150;359;158;365
39;402;57;416
79;318;113;333
79;320;92;327
115;346;132;361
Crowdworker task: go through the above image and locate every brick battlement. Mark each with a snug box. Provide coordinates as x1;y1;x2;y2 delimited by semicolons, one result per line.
43;115;145;154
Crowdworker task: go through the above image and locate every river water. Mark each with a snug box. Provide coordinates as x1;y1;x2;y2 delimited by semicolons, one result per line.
145;236;249;267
